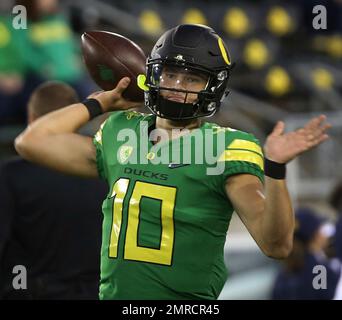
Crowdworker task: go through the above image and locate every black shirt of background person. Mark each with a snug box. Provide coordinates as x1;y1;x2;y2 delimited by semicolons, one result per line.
0;157;107;299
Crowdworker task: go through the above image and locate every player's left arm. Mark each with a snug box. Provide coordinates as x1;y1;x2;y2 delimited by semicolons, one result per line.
225;115;331;259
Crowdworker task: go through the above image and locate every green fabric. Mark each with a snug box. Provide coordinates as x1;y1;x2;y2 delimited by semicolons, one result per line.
0;16;28;75
93;111;264;300
0;14;83;81
25;15;82;81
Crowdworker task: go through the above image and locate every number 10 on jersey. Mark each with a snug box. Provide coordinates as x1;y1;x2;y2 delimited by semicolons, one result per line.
108;178;177;265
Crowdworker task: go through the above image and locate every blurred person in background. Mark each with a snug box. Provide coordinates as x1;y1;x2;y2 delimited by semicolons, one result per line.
329;182;342;299
334;219;342;299
0;81;107;299
272;207;340;300
15;0;83;86
0;0;93;125
330;183;342;261
0;2;42;124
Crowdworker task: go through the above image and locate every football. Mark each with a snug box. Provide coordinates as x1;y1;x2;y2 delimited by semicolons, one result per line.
81;30;147;102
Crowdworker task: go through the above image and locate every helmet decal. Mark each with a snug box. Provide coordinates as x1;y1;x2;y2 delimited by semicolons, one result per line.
218;37;231;65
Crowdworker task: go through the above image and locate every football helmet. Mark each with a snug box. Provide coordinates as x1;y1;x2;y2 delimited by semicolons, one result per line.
140;24;233;121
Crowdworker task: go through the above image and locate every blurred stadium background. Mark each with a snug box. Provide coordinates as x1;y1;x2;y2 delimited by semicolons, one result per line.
0;0;341;299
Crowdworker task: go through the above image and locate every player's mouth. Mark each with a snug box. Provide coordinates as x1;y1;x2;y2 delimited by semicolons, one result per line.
165;95;186;103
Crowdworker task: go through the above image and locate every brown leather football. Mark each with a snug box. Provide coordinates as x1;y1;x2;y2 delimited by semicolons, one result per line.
81;31;146;102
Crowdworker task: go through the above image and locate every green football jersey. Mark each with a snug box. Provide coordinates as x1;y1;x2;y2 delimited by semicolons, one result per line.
93;111;264;300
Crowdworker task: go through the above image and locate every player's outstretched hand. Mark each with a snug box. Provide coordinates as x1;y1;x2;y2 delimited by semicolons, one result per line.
264;115;332;164
90;77;142;112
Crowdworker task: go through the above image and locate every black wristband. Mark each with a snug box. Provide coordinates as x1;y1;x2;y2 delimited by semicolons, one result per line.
264;158;286;179
82;98;103;120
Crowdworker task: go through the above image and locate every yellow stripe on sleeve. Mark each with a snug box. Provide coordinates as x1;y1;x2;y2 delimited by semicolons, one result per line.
227;139;263;157
218;149;264;171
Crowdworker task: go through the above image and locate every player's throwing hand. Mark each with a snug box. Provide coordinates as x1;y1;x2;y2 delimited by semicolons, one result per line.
93;77;142;112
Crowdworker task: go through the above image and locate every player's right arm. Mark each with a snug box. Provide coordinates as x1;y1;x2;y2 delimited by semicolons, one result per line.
15;77;139;178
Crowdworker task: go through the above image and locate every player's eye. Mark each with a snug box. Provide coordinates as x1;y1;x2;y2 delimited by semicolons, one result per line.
185;75;203;84
185;76;201;83
165;72;176;79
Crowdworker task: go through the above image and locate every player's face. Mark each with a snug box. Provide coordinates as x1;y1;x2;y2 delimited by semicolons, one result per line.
159;66;208;104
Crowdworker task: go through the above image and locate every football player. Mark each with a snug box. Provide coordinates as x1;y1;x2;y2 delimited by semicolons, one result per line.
15;24;331;299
